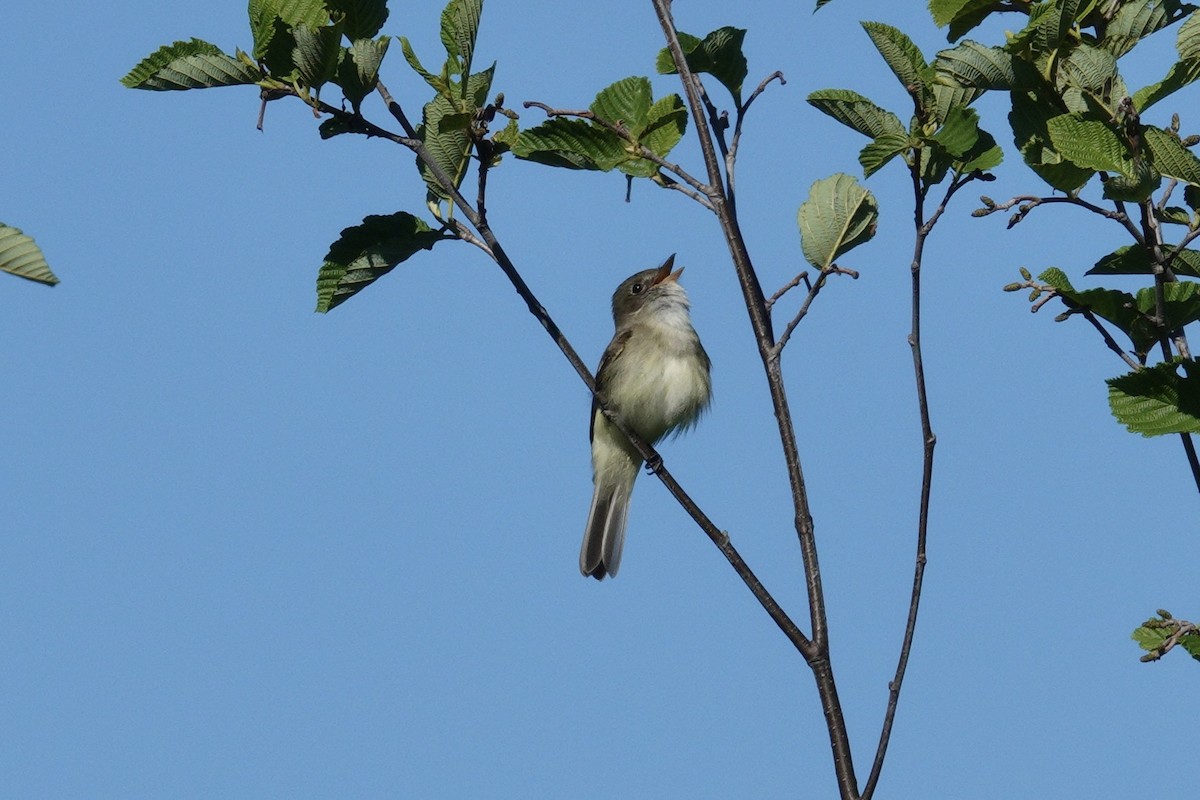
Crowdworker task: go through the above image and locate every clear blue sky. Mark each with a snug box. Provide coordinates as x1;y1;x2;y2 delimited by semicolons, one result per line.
4;2;1195;798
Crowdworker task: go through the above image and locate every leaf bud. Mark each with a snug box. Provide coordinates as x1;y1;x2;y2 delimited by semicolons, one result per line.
1020;267;1032;280
1002;282;1022;292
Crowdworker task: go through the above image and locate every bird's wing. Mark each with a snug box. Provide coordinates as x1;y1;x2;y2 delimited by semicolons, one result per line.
590;328;633;443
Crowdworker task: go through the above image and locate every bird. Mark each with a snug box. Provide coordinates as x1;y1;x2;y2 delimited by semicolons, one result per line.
580;254;711;579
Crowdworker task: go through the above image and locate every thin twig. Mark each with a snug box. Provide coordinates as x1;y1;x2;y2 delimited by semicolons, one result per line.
1080;310;1144;371
766;270;810;310
774;267;859;354
982;194;1144;243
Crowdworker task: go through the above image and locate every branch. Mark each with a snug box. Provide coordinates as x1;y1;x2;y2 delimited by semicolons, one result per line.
652;1;857;797
774;266;859;354
863;151;945;800
977;193;1144;243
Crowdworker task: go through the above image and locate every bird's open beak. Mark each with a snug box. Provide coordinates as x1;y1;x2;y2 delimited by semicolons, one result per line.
652;253;684;285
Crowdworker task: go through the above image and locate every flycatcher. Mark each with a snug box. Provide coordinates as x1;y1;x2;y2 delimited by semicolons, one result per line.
580;254;712;579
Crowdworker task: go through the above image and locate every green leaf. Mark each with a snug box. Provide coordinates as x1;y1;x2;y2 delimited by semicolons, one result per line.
326;0;389;41
859;132;911;178
864;20;926;100
798;173;879;270
293;21;343;91
399;36;452;96
1108;360;1200;436
1132;11;1200;109
1058;43;1124;112
121;39;261;90
1180;7;1200;60
513;118;626;171
590;76;653;135
958;128;1003;172
316;212;445;312
1037;267;1159;355
416;65;494;201
0;223;59;286
806;89;906;139
934;40;1016;89
440;0;483;79
656;27;748;104
928;0;997;29
1087;245;1200;278
1010;87;1095;193
932;105;982;157
1045;114;1137;174
1137;280;1200;330
249;0;330;60
335;36;390;110
640;93;688;159
1103;0;1186;58
1144;126;1200;186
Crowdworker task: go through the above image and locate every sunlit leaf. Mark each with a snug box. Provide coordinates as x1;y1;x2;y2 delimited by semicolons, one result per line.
0;223;59;286
806;88;906;139
1108;360;1200;436
798;174;879;270
121;39;260;90
656;27;748;104
1144;126;1200;186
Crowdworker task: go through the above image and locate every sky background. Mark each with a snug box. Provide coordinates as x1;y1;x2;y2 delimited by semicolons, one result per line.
3;1;1196;798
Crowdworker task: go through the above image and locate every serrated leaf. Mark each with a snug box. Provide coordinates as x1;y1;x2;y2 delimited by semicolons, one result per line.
1180;8;1200;59
335;36;390;110
1010;87;1096;193
798;173;879;270
1038;266;1074;292
590;76;653;136
1132;57;1200;111
1046;114;1138;174
1132;622;1173;651
121;39;261;90
440;0;482;78
934;39;1015;90
1136;280;1200;329
640;94;688;158
932;105;982;156
959;128;1003;172
316;212;445;312
1103;0;1184;58
1186;183;1200;211
249;0;331;60
294;21;343;91
513;118;626;171
1087;245;1200;278
416;65;493;200
928;0;997;29
326;0;389;41
1108;360;1200;436
400;36;452;96
656;27;748;104
1144;126;1200;185
0;223;59;286
864;20;926;100
806;88;907;139
1058;43;1123;110
859;132;911;177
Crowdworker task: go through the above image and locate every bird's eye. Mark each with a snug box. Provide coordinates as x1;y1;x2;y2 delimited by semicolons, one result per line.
630;282;644;295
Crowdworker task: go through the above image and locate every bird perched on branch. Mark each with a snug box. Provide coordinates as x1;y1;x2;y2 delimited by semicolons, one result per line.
580;254;711;579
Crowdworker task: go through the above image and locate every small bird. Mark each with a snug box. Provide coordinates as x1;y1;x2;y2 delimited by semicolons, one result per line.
580;254;712;579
